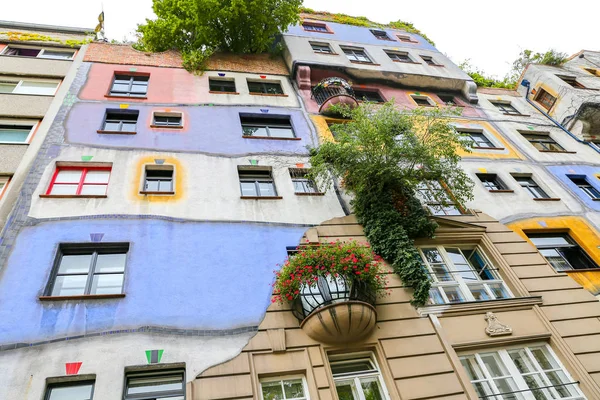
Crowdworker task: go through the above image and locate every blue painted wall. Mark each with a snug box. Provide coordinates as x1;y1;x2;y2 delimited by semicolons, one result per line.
285;22;436;52
0;219;306;344
65;104;312;155
548;165;600;210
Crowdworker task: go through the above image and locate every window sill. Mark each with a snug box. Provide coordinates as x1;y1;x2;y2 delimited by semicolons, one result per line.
488;190;514;193
140;191;175;195
39;194;107;199
0;141;29;145
150;125;183;129
399;40;419;44
419;296;543;317
592;198;600;202
502;113;530;117
39;294;125;301
560;268;600;273
240;196;283;200
538;150;577;154
248;92;288;97
209;91;240;95
349;61;380;66
104;95;148;100
471;146;505;151
302;29;334;34
391;60;421;64
295;192;325;196
97;130;137;135
242;135;301;141
425;64;445;67
314;52;339;56
533;198;561;201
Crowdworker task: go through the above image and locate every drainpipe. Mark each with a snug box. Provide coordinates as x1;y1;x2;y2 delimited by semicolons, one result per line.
520;79;600;154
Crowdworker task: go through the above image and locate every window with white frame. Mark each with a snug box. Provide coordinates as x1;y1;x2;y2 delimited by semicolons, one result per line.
260;376;309;400
416;180;462;216
458;130;495;149
0;123;35;143
419;246;512;304
340;47;373;63
329;352;390;400
460;345;586;400
289;168;319;194
0;78;59;96
2;46;75;59
238;168;277;197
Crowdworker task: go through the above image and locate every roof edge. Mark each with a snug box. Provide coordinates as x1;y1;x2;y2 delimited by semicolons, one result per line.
0;20;94;35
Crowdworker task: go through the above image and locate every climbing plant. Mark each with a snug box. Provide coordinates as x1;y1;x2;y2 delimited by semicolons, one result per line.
309;102;473;306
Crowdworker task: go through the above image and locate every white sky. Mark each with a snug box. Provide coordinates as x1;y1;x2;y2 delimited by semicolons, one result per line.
2;0;598;78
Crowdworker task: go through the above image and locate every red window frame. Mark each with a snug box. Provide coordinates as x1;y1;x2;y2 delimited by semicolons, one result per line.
46;166;112;196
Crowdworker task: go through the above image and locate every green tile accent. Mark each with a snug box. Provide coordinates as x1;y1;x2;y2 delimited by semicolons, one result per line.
81;156;93;162
129;67;137;72
145;349;164;364
249;159;259;166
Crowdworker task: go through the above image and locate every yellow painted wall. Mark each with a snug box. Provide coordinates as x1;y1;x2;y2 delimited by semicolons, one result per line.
131;156;185;203
453;118;524;160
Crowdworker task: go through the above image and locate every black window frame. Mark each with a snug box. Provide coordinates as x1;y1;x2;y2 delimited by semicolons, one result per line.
310;42;334;54
438;94;457;105
340;47;373;64
152;113;182;128
476;173;508;191
240;114;296;139
528;233;599;271
458;130;495;148
557;75;585;88
520;132;565;152
385;50;413;63
490;101;522;115
513;175;550;199
45;380;95;400
353;89;385;103
302;22;329;33
238;168;278;197
123;368;185;400
370;29;393;41
289;168;319;194
420;55;438;65
109;74;149;98
102;109;139;132
45;243;129;297
568;175;600;200
143;166;174;193
411;95;434;107
247;80;284;95
208;78;237;93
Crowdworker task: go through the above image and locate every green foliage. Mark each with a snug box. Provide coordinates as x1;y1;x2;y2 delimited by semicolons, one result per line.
459;60;515;89
309;102;473;306
0;31;93;48
136;0;302;72
272;241;387;303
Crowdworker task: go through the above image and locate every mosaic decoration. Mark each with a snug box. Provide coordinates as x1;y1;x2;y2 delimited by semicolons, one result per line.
81;156;94;162
65;362;82;375
249;159;259;166
478;167;487;173
538;221;548;227
260;109;269;113
90;233;104;242
129;67;137;72
145;349;164;364
62;93;77;107
154;159;165;165
218;73;226;77
119;104;129;109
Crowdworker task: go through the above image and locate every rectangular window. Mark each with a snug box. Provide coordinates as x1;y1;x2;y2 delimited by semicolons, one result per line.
47;243;128;297
240;115;295;139
0;123;34;143
3;46;75;59
535;89;557;111
144;166;174;193
558;75;586;88
209;78;236;93
248;80;284;95
47;166;111;196
568;175;600;200
110;74;149;97
124;369;185;400
102;110;138;132
370;29;393;41
302;22;330;33
341;47;373;63
528;233;598;271
461;345;586;400
260;377;308;400
238;168;277;197
411;95;434;107
491;101;522;115
420;55;438;65
397;34;416;42
45;380;95;400
385;51;413;63
329;353;389;400
438;94;457;105
458;130;495;148
477;173;508;191
0;176;10;199
584;68;599;76
353;90;385;103
420;245;511;304
289;168;319;194
513;176;550;199
153;112;182;128
416;180;462;216
0;79;59;96
310;42;334;54
520;132;565;152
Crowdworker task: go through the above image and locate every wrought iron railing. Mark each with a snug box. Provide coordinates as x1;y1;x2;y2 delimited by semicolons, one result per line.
291;275;376;321
311;77;355;106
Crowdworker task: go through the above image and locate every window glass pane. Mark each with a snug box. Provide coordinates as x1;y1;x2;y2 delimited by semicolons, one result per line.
0;82;17;93
330;360;375;375
145;179;160;192
243;126;268;137
480;354;508;377
269;127;295;138
130;84;148;94
12;48;41;57
55;169;83;183
283;379;306;398
261;381;284;400
240;181;258;196
51;275;87;296
50;184;79;195
468;285;491;301
359;377;384;400
429;288;445;305
95;253;127;273
127;374;183;395
91;273;124;295
258;181;276;196
488;283;510;299
0;127;30;142
84;170;110;184
15;81;58;95
539;249;571;271
103;121;121;131
529;236;570;247
58;254;93;274
335;380;359;400
41;50;74;60
111;82;130;93
121;121;137;131
47;383;94;400
442;286;466;303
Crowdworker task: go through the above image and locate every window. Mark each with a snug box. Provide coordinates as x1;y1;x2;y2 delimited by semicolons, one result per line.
240;115;295;139
520;132;565;152
0;176;8;199
458;130;495;148
310;42;334;54
248;80;284;95
528;233;598;271
261;377;308;400
102;110;138;133
461;345;586;400
238;168;277;197
385;51;413;63
289;168;319;194
302;22;330;33
420;246;511;304
44;381;95;400
353;90;385;103
109;74;149;97
490;101;522;115
370;29;393;41
558;75;586;88
513;176;550;199
0;123;34;143
568;176;600;199
477;173;508;191
438;94;457;105
341;47;372;63
209;78;236;93
46;243;128;297
153;112;182;128
416;180;462;216
411;95;434;107
143;166;174;194
420;55;438;65
0;79;59;96
397;34;416;43
46;166;111;196
329;353;389;400
535;89;557;111
124;369;185;400
3;46;75;59
584;68;599;76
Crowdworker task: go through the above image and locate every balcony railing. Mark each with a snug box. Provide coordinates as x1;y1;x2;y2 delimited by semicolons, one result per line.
311;77;358;116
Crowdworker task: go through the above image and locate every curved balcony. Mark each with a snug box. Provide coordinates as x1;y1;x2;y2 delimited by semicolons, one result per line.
292;275;377;344
312;77;358;116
